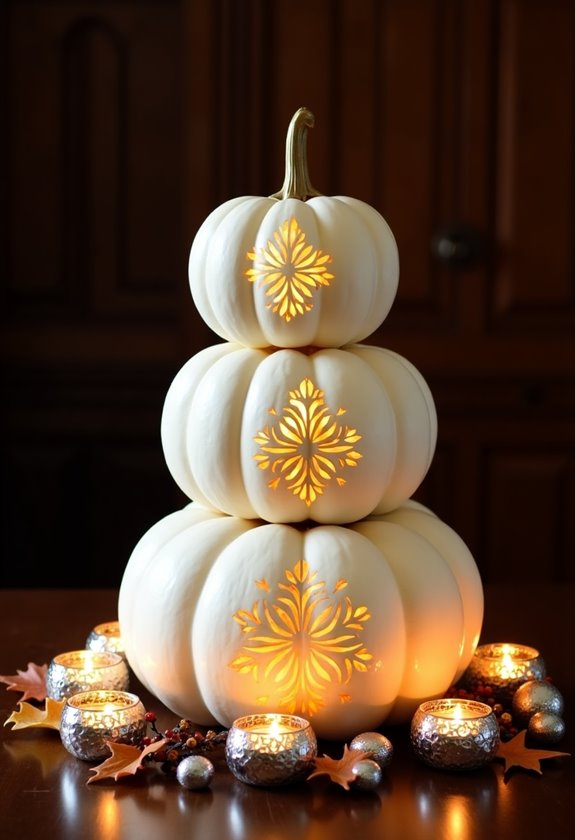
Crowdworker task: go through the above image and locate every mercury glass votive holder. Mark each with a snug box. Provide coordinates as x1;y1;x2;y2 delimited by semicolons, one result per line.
464;643;546;703
46;650;129;700
60;690;146;761
225;713;317;786
85;621;125;658
411;699;500;770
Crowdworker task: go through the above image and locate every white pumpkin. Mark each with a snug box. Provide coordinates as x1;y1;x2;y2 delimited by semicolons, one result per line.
160;342;437;524
118;501;483;741
189;108;399;349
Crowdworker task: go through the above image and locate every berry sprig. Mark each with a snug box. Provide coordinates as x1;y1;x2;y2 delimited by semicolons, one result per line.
142;712;228;774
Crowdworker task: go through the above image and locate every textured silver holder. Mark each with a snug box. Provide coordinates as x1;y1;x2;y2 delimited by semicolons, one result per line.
411;699;500;770
225;713;317;786
85;621;125;658
464;643;546;703
46;650;129;700
60;690;146;761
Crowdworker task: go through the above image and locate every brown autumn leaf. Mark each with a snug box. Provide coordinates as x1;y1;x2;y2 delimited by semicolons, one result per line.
0;662;48;702
4;697;65;731
494;730;570;778
307;744;371;790
87;738;168;784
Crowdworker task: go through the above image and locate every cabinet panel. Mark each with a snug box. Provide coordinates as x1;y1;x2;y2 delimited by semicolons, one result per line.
492;0;575;332
5;1;183;321
417;375;575;584
480;447;575;583
1;368;187;587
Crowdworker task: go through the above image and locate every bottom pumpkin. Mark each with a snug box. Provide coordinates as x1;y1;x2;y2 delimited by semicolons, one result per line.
118;501;482;741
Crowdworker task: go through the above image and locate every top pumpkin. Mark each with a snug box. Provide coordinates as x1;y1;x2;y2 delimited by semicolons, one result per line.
189;108;399;349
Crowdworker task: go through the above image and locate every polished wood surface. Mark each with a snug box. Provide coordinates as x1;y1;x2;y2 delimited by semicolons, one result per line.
1;586;573;840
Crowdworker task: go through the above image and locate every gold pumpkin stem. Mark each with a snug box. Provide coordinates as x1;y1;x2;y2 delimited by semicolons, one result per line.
270;107;322;201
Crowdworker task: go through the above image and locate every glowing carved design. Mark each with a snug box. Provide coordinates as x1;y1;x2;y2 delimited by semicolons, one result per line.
253;378;362;506
245;217;334;321
230;560;373;716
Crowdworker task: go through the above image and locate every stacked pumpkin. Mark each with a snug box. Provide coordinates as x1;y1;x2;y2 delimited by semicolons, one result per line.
119;109;483;740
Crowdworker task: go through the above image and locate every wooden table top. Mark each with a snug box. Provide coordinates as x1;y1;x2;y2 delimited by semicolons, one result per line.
1;585;574;840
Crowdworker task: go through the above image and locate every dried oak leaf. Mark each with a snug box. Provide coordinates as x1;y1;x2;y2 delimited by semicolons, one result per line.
494;730;570;778
307;744;371;790
4;697;65;731
87;738;168;785
0;662;48;702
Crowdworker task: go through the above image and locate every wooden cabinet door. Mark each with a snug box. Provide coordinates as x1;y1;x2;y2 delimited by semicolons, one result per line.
2;0;574;585
183;0;575;582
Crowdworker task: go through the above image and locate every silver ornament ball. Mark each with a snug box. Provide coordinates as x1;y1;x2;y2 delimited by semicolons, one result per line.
349;732;393;771
176;755;214;790
512;680;564;726
528;711;566;744
352;758;382;791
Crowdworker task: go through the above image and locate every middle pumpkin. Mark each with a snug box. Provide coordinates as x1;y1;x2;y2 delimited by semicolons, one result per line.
161;343;437;524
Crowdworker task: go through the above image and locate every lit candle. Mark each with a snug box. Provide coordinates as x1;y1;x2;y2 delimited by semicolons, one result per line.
464;643;546;702
411;699;500;770
85;621;125;658
46;650;129;700
225;713;317;786
60;690;146;761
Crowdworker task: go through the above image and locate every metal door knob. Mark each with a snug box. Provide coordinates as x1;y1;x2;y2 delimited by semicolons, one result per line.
431;224;482;268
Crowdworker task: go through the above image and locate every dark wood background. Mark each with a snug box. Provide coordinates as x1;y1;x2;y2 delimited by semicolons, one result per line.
2;0;574;587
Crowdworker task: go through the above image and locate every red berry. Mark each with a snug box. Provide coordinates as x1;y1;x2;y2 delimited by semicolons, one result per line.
144;712;157;723
142;737;152;747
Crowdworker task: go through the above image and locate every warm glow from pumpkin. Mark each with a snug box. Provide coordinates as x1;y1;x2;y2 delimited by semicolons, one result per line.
245;217;334;321
230;559;372;716
253;377;362;506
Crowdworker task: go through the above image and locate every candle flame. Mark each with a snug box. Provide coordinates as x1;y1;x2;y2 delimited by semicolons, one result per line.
267;716;283;739
82;652;95;670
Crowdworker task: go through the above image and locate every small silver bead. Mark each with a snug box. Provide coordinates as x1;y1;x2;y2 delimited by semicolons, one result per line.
528;712;566;744
512;680;564;726
176;755;214;790
349;732;393;771
352;758;382;791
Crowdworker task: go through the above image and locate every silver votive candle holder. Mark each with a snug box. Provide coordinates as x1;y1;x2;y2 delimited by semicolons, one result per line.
46;650;129;700
411;699;500;770
85;621;125;658
60;689;146;761
225;713;317;786
464;642;546;703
